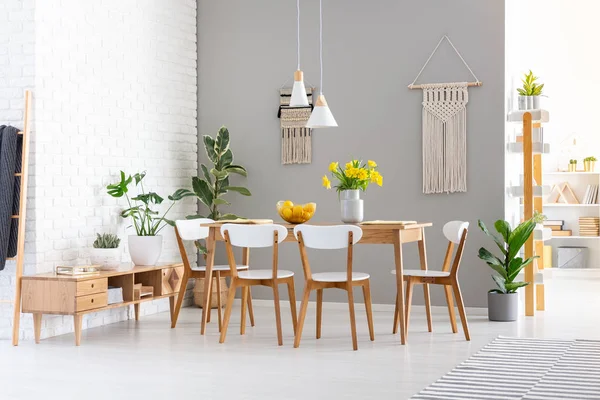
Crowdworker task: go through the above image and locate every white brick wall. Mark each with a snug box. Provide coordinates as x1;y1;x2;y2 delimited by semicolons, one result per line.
0;0;198;340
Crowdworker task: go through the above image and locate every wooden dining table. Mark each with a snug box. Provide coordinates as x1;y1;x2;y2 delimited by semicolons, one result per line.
171;221;432;345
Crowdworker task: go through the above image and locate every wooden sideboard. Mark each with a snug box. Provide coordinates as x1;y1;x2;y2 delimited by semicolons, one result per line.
21;263;184;345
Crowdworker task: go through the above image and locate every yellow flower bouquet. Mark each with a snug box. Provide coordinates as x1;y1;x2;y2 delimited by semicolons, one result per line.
322;159;383;194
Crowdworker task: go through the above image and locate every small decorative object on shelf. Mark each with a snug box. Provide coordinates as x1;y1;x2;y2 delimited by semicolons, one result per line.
549;182;580;204
478;212;544;321
516;70;544;110
579;217;599;237
322;159;383;223
568;159;578;172
584;156;597;172
55;265;100;276
90;233;121;270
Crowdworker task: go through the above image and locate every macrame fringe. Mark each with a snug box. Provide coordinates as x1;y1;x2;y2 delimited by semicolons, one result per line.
421;83;468;194
279;87;313;165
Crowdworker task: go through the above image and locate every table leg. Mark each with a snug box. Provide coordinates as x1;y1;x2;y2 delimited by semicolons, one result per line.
201;228;216;335
418;228;433;332
393;230;407;345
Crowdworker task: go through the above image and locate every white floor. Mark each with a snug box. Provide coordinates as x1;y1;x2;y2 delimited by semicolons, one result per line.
1;279;599;400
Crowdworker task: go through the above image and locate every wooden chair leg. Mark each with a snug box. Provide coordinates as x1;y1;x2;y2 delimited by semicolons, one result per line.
33;313;42;344
170;272;189;328
287;279;298;336
74;314;83;346
240;285;248;335
207;277;212;323
219;279;238;344
247;287;255;327
316;289;323;339
347;284;358;351
444;285;458;333
392;292;399;334
272;282;283;346
216;272;222;332
294;285;311;348
134;303;140;321
452;281;470;341
405;278;414;336
362;280;375;341
423;283;433;332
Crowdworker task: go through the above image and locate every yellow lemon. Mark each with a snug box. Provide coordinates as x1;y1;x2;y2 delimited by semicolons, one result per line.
292;205;303;218
282;208;293;220
302;211;311;221
283;200;294;208
303;203;315;213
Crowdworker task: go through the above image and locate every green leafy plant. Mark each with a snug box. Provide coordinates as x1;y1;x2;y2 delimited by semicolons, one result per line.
478;212;546;294
107;171;188;236
570;159;578;165
584;156;597;162
516;70;544;96
93;233;121;249
177;126;251;221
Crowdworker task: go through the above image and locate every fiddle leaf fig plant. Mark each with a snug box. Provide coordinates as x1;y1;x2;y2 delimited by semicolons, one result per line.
177;126;251;221
107;171;188;236
478;212;545;294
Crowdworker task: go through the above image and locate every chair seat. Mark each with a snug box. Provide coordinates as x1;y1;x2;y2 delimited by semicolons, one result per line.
312;272;370;282
391;269;450;278
191;264;248;272
238;269;294;280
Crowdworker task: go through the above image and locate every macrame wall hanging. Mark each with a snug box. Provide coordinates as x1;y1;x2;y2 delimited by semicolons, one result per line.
408;35;482;194
278;87;314;164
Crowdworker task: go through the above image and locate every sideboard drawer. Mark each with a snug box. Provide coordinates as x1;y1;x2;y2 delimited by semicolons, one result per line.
76;278;108;296
76;292;108;312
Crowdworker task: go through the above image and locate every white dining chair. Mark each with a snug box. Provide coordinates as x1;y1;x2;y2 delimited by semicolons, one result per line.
172;218;255;332
293;224;374;351
392;220;470;341
219;223;297;345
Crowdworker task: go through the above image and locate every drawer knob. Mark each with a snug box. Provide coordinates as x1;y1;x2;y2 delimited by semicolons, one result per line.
91;299;94;303
91;284;95;288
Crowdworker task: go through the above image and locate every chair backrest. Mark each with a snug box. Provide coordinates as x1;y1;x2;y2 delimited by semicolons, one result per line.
293;225;363;249
441;221;469;276
175;218;214;241
221;224;288;279
293;224;363;281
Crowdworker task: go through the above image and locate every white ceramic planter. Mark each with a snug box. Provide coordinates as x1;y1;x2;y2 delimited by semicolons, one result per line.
517;96;528;110
531;95;541;109
90;247;121;270
340;189;364;223
128;235;163;266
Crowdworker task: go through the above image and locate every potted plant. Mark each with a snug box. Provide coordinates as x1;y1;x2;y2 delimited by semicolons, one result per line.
478;213;544;321
584;156;597;172
516;70;544;110
90;233;121;270
107;171;187;266
569;159;578;172
322;159;383;223
176;126;251;307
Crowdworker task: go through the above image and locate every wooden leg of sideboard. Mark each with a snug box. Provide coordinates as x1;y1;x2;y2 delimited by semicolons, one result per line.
74;315;83;346
134;303;140;321
536;284;545;311
33;313;42;344
169;296;175;324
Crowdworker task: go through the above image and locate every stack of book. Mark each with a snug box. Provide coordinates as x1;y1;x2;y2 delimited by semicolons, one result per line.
579;217;600;236
583;185;599;204
545;220;572;237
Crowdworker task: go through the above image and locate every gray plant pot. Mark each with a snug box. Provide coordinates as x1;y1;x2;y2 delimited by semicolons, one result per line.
517;96;528;110
488;292;518;321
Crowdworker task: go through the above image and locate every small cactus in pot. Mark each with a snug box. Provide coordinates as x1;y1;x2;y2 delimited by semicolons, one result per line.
90;233;122;270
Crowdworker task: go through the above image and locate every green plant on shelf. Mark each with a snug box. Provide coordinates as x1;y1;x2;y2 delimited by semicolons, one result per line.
569;159;578;165
93;233;121;249
516;70;544;96
584;156;597;162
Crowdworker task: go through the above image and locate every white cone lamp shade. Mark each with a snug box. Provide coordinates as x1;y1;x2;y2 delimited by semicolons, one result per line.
306;94;337;128
290;70;309;107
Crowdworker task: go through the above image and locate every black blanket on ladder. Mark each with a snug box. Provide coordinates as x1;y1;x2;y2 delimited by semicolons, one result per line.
0;125;22;271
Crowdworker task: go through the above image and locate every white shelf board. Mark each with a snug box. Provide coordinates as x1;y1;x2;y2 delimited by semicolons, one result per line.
507;109;550;123
549;235;599;239
516;271;544;284
507;142;550;154
544;171;600;175
543;203;599;207
543;268;600;279
534;226;552;241
507;185;551;197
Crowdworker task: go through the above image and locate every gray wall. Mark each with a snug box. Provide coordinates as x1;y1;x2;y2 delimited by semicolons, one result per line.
197;0;505;307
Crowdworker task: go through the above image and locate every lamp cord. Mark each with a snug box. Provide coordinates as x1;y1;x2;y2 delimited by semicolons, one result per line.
296;0;300;70
319;0;323;95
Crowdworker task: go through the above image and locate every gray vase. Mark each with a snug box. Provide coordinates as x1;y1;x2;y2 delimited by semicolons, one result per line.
340;189;363;223
488;292;518;321
517;95;528;110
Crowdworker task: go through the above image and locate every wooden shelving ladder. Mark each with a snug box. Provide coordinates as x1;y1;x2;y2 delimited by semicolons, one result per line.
5;90;32;346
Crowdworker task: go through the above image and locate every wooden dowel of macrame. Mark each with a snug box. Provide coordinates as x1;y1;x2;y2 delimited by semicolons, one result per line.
12;89;32;346
408;81;483;89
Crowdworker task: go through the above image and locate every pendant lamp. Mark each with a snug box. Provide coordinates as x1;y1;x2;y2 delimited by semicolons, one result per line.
306;0;337;128
290;0;309;107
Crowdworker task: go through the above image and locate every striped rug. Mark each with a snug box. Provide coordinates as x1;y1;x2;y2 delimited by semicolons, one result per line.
411;336;600;399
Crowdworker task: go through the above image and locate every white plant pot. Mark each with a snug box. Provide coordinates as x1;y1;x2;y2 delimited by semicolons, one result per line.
340;189;364;223
128;235;163;266
90;248;121;270
517;96;528;110
531;95;541;109
525;96;533;110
